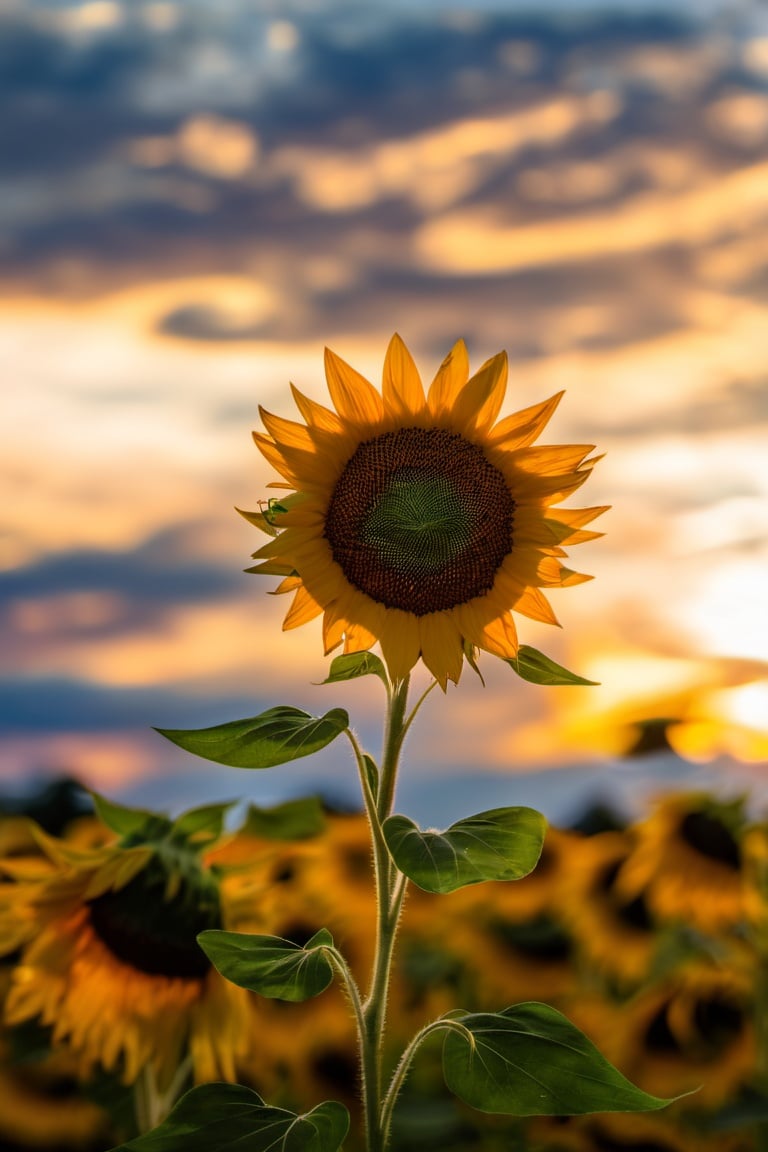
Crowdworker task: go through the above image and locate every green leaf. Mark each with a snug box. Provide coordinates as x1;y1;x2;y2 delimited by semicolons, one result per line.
199;928;335;1001
171;802;234;844
320;651;389;687
443;1002;679;1115
383;808;546;894
109;1083;349;1151
91;794;170;840
154;706;349;769
506;646;598;687
242;796;327;840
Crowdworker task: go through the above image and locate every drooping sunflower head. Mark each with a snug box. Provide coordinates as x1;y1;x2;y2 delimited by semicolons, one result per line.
0;802;256;1089
619;792;747;935
246;335;606;686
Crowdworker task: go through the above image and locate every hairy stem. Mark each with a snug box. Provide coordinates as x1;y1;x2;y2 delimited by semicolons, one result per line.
350;676;411;1152
380;1018;473;1142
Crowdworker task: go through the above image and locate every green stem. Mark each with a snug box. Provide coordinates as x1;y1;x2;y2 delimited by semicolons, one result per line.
347;677;411;1152
326;946;367;1052
380;1018;472;1143
345;675;439;1149
400;678;437;744
133;1057;191;1133
376;677;410;823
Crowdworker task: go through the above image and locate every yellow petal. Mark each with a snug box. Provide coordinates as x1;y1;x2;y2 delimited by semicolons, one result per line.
559;567;594;586
515;505;609;547
274;506;326;529
420;612;464;687
450;351;508;436
511;467;594;503
341;589;387;653
269;575;302;595
322;604;347;654
259;407;317;455
378;610;421;682
251;432;299;485
344;622;377;653
324;347;385;426
486;392;564;449
534;555;565;586
283;584;324;630
481;610;519;659
382;332;426;420
558;528;604;545
428;339;469;416
300;556;347;606
456;598;518;659
533;556;593;587
290;383;345;435
250;526;320;562
495;572;560;625
552;505;611;530
509;444;595;476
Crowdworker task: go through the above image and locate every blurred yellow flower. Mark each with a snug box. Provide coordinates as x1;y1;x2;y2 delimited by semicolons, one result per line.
558;830;658;989
0;969;110;1152
619;793;747;935
0;824;257;1091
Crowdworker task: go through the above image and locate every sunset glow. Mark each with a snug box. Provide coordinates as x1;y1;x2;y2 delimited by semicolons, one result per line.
3;0;767;810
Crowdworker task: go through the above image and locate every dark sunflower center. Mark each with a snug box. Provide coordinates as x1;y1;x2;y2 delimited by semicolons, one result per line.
324;427;515;614
679;811;741;869
88;867;222;980
597;860;653;932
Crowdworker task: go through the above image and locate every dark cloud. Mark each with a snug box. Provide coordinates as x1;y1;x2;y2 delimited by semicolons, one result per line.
0;675;264;734
0;523;241;607
0;17;157;178
2;3;765;421
576;374;768;440
0;4;721;279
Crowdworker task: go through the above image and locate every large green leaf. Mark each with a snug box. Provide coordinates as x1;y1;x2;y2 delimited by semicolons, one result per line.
109;1083;349;1151
199;928;335;1000
242;796;326;840
383;808;545;894
154;706;349;769
321;651;388;687
443;1003;677;1115
505;646;598;687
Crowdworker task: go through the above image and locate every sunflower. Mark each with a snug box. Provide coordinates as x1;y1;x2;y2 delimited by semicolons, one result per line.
0;818;258;1092
0;965;112;1152
741;823;768;941
589;959;756;1109
558;830;658;991
246;334;606;685
619;793;747;936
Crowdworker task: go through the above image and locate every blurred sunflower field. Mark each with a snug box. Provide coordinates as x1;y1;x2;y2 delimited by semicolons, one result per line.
2;778;768;1152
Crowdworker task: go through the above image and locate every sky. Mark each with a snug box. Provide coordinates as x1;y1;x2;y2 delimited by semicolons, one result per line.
2;0;768;825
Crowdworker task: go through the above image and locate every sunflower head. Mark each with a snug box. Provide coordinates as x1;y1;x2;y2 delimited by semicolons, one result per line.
246;335;606;686
0;799;255;1089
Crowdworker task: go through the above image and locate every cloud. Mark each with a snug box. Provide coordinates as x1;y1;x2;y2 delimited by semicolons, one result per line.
582;375;768;439
0;676;260;734
0;3;724;298
0;523;240;605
